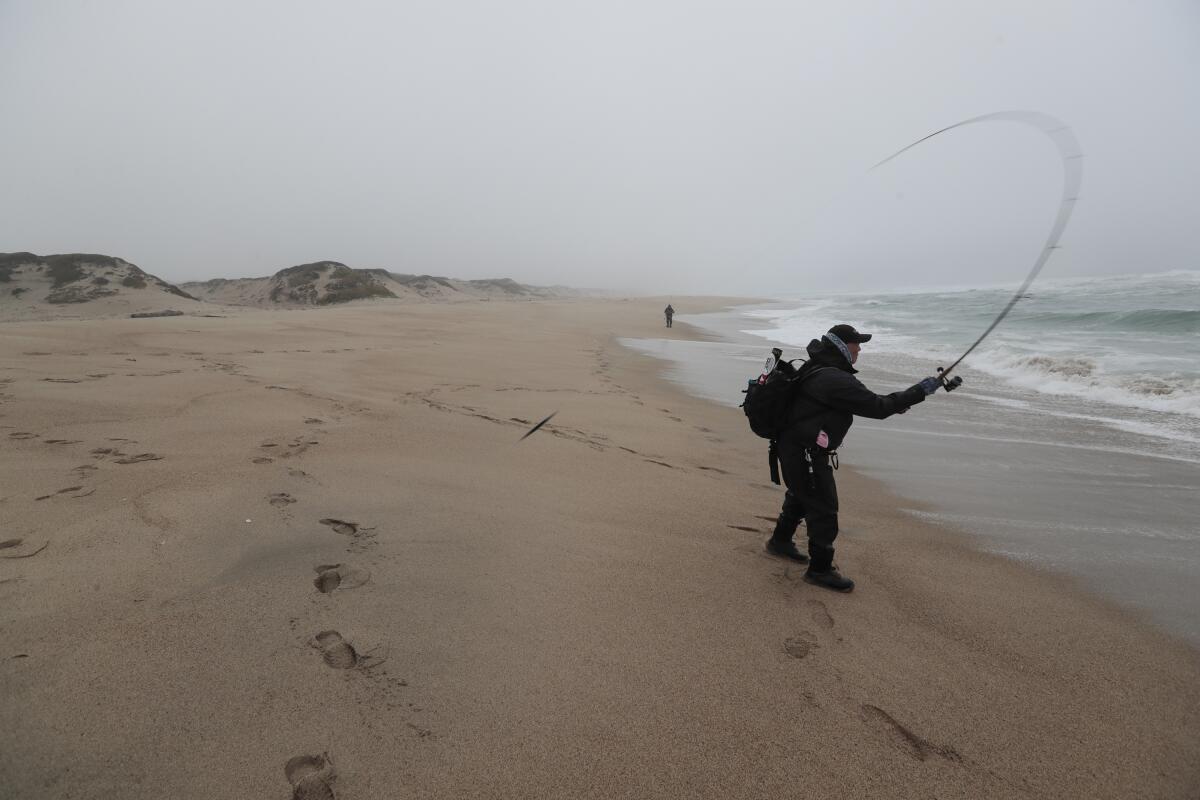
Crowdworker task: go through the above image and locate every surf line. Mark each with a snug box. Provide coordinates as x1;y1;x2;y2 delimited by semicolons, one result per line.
871;110;1084;385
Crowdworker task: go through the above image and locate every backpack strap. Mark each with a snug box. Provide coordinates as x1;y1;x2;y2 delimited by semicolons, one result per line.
792;365;838;413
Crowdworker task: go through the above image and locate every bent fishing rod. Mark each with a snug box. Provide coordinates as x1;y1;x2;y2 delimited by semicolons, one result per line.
871;111;1084;390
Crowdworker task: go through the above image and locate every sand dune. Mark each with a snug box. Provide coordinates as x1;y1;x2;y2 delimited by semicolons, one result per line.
1;253;581;324
0;252;203;321
181;261;575;307
0;298;1197;798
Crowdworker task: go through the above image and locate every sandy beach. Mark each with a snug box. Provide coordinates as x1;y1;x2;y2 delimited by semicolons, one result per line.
2;297;1198;799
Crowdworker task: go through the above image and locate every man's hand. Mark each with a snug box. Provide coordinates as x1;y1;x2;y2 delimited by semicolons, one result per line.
918;377;940;395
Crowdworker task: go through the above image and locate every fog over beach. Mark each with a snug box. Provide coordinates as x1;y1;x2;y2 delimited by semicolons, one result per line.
3;1;1200;798
3;2;1199;295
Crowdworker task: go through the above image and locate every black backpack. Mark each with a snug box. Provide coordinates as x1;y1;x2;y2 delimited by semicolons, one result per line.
741;351;828;483
741;358;800;440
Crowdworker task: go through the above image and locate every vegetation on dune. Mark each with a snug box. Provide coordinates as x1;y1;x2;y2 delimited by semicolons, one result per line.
47;285;118;304
467;277;532;295
392;273;455;289
319;269;396;304
285;268;324;288
46;260;86;287
266;261;394;305
156;279;197;300
278;261;346;287
42;254;123;287
0;252;196;301
0;252;40;271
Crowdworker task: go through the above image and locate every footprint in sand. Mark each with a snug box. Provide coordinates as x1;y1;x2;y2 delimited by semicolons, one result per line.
808;599;835;630
783;631;819;660
34;486;94;501
312;563;371;593
319;518;377;551
43;439;83;445
115;453;162;464
284;753;337;800
282;439;319;458
0;539;48;559
406;722;432;738
861;704;962;763
643;459;674;469
9;432;38;440
269;492;297;508
319;518;360;536
310;630;380;670
697;465;730;475
260;438;318;459
252;457;274;464
726;524;761;533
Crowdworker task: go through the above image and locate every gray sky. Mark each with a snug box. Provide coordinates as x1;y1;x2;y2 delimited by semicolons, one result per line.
2;1;1198;294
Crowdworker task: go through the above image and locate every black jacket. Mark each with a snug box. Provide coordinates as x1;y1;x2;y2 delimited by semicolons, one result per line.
780;338;926;452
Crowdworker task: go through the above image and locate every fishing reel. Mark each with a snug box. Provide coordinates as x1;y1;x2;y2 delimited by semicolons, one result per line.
937;367;964;392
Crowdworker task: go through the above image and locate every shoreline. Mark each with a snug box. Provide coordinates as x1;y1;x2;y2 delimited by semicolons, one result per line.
619;301;1195;640
1;297;1198;798
626;300;1200;646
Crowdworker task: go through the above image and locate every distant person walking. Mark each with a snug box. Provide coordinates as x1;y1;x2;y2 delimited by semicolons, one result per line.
764;324;951;592
664;304;674;328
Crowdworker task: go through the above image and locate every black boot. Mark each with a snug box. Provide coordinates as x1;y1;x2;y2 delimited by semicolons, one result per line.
803;566;855;592
765;537;809;563
804;543;853;592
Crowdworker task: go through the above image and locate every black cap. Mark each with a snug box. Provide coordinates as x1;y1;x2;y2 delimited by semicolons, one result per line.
827;324;872;344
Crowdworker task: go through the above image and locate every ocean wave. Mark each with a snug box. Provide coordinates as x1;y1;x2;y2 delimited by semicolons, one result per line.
1016;354;1097;378
970;350;1200;418
736;271;1200;422
1008;308;1199;334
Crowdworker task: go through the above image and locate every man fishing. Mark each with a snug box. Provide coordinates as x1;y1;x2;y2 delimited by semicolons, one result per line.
664;304;674;328
766;324;949;592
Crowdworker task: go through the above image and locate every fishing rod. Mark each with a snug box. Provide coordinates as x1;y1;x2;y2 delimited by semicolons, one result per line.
870;111;1084;389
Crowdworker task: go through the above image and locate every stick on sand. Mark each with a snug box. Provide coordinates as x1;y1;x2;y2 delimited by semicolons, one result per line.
519;412;557;441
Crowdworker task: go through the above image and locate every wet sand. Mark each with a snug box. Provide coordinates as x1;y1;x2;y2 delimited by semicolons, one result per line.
1;298;1198;798
626;307;1200;645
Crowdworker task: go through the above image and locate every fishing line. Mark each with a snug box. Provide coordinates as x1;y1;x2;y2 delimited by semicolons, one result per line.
870;111;1084;382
